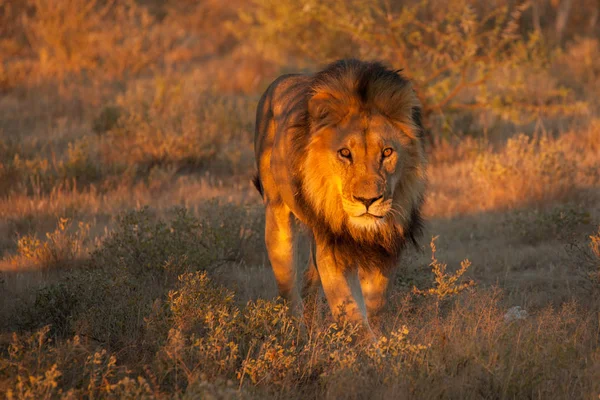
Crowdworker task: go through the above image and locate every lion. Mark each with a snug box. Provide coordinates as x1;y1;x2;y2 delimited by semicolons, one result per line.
253;59;426;337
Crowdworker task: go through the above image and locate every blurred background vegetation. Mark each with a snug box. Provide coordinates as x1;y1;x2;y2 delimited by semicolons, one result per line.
1;0;600;398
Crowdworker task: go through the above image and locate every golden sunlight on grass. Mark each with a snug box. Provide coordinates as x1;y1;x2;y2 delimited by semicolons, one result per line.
1;0;600;398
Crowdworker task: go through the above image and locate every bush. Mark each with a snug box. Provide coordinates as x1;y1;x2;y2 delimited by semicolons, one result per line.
0;139;103;196
12;205;261;354
17;282;79;338
91;205;256;278
473;133;579;207
238;0;587;136
1;326;156;399
19;0;181;81
506;204;592;245
103;78;255;175
161;271;431;393
92;105;122;135
586;226;600;285
9;217;90;269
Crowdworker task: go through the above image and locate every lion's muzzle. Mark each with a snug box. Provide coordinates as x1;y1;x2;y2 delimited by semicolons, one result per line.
343;176;392;225
349;176;388;214
353;194;383;209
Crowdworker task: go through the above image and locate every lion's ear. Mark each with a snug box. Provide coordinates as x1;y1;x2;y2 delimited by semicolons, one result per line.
308;92;333;121
308;92;346;127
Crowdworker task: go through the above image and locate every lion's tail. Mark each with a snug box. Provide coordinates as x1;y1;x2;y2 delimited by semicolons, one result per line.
252;174;264;198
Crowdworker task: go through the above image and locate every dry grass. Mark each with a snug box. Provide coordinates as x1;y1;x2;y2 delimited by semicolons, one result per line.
425;122;600;218
1;0;600;398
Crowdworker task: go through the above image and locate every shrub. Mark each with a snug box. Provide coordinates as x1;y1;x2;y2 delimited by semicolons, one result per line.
238;0;587;136
91;205;253;278
20;0;181;82
159;272;242;389
57;140;102;184
0;139;103;196
103;78;255;175
506;203;592;245
9;217;90;269
587;227;600;284
413;236;475;301
73;206;252;350
473;133;578;207
8;204;263;359
1;326;155;399
92;105;122;135
17;282;79;338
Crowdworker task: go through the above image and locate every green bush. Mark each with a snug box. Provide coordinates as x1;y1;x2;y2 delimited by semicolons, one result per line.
507;204;592;245
17;282;79;338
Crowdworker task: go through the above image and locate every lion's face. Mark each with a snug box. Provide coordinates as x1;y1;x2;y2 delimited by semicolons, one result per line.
334;114;402;230
303;110;420;237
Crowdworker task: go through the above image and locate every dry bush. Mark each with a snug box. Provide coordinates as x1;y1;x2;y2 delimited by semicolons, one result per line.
473;133;578;206
553;37;600;109
587;227;600;284
9;205;261;351
101;77;255;175
505;203;592;245
4;258;600;399
157;270;430;394
238;0;587;137
426;123;600;217
20;0;181;82
412;236;475;301
1;326;156;399
4;217;90;270
0;138;103;196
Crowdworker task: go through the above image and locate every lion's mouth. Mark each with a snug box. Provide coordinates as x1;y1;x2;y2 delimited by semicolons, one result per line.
359;213;384;219
348;212;387;229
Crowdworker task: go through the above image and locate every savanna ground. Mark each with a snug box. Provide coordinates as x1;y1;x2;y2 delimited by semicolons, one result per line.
1;0;600;398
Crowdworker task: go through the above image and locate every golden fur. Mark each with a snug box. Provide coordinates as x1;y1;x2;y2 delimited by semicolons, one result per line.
253;59;427;336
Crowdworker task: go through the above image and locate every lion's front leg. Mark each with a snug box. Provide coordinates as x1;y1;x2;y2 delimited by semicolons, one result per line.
301;235;320;299
265;203;303;315
315;242;373;338
359;267;391;320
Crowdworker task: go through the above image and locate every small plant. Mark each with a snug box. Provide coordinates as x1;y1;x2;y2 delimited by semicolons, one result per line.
0;139;103;195
18;282;79;337
366;326;430;375
11;217;90;269
1;326;154;399
92;105;122;135
588;227;600;284
160;271;242;389
58;139;102;184
413;236;475;301
473;133;579;208
507;204;592;244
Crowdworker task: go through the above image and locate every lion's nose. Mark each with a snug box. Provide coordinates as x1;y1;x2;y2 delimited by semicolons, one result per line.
353;195;383;209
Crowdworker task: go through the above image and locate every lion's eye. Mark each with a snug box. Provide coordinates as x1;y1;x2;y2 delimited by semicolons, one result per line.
382;148;394;158
338;148;352;159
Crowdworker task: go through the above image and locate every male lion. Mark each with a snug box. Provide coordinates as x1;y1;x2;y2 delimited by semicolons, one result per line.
253;59;426;337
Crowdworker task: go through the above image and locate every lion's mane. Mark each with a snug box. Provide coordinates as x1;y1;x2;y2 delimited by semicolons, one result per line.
256;59;427;269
